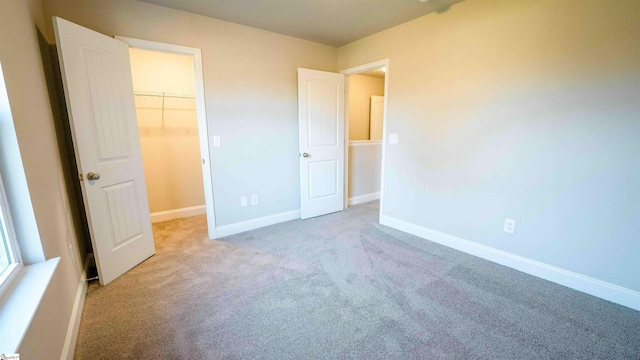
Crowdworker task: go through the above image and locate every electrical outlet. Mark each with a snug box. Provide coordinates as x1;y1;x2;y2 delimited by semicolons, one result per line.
503;218;516;234
240;196;247;207
389;133;399;144
251;194;258;205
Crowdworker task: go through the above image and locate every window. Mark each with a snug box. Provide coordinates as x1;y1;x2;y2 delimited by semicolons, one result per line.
0;61;21;291
0;61;58;353
0;169;20;290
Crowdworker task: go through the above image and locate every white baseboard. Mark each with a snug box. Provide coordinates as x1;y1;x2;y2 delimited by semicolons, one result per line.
380;215;640;311
60;254;90;360
348;192;380;206
215;209;300;238
150;205;206;223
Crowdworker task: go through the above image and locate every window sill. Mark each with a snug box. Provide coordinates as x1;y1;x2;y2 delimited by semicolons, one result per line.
0;257;59;353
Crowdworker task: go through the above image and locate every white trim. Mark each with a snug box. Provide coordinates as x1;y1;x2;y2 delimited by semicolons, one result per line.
0;258;59;352
349;140;383;147
60;254;90;360
380;215;640;311
114;36;217;239
340;59;390;216
348;192;380;206
340;60;390;76
0;161;22;298
150;205;206;223
215;209;300;238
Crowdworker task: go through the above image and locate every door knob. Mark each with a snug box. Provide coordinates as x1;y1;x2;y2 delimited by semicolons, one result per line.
302;153;310;158
87;172;101;181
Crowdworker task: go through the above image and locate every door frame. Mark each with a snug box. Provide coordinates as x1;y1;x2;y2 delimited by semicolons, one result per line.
115;36;217;239
340;59;389;222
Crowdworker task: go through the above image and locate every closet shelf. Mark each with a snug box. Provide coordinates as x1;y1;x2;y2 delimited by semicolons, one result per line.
133;90;195;99
133;90;197;124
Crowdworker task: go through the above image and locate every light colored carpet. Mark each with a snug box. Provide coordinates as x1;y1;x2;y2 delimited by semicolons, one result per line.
74;201;640;359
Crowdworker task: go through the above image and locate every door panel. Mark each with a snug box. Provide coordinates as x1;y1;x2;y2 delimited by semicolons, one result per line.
309;160;338;199
103;181;142;248
298;68;345;219
307;81;339;147
84;49;131;159
54;17;155;285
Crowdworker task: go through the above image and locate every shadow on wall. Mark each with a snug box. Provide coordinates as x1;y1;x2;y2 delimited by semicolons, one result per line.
36;26;92;259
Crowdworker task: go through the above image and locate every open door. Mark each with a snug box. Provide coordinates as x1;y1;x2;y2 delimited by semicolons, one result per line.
298;68;345;219
54;17;155;285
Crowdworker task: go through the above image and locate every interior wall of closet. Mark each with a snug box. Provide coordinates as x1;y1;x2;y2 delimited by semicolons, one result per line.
128;48;205;222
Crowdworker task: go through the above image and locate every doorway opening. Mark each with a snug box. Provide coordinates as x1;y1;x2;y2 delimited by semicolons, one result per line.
341;60;389;220
117;37;217;239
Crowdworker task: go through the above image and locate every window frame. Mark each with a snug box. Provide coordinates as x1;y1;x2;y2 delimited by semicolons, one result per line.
0;169;22;298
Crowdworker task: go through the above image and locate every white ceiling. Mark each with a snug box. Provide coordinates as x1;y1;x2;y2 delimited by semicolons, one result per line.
138;0;465;47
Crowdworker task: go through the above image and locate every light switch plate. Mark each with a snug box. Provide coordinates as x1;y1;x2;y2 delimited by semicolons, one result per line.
389;133;399;144
240;196;247;207
251;194;258;205
213;136;221;147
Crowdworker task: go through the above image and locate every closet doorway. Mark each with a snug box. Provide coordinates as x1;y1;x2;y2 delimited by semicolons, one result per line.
117;37;216;239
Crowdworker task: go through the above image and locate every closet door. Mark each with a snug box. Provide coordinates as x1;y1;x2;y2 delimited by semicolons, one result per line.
54;17;155;285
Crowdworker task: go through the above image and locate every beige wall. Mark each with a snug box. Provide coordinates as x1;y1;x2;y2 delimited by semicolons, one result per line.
348;74;384;141
129;49;205;213
0;0;83;357
42;0;337;227
348;143;382;199
338;0;640;291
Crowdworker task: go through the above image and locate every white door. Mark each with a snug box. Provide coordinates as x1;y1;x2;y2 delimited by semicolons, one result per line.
54;17;155;285
369;95;384;140
298;68;345;219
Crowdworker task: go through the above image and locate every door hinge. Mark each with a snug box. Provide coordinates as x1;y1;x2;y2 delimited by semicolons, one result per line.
78;173;83;182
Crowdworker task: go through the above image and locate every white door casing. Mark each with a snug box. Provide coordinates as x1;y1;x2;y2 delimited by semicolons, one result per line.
340;59;389;217
298;68;345;219
114;36;217;240
54;17;155;285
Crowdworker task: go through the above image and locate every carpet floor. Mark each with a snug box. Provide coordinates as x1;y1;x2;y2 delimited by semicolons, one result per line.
74;201;640;359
